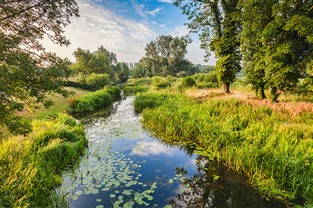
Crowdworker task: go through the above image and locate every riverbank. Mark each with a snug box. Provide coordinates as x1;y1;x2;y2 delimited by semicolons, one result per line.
0;114;87;207
134;92;313;207
0;86;121;207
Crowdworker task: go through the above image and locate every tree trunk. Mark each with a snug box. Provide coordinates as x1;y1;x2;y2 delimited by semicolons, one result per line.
271;87;279;102
223;83;230;93
260;83;266;99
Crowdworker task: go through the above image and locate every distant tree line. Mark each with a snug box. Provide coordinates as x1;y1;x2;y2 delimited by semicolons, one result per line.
175;0;313;101
132;35;200;78
70;46;130;90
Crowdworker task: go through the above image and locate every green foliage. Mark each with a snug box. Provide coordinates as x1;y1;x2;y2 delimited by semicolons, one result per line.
175;0;241;93
136;92;313;206
72;46;116;76
134;93;179;113
4;116;32;136
152;76;172;89
136;35;194;77
69;87;121;114
0;114;87;207
123;86;148;94
104;86;122;101
0;0;78;131
240;1;313;101
192;72;219;88
114;62;130;83
85;73;111;90
182;76;196;88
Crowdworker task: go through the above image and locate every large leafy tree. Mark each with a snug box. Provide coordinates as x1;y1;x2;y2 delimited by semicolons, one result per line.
263;1;313;101
0;0;79;132
239;0;277;99
144;35;189;76
240;0;313;101
114;62;130;83
72;46;117;77
175;0;241;93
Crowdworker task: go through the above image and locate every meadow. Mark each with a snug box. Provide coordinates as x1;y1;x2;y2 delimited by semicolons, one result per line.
131;76;313;207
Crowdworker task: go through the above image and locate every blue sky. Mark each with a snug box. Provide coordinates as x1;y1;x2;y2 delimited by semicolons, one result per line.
42;0;216;65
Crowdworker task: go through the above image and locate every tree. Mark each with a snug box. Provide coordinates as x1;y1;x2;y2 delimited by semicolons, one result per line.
72;46;117;77
144;35;190;76
0;0;79;132
263;1;313;101
114;62;130;83
175;0;241;93
240;0;313;101
239;0;276;99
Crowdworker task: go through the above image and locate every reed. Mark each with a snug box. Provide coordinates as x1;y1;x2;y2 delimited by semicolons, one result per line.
135;92;313;207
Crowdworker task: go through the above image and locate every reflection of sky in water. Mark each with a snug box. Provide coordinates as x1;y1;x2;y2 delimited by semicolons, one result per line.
132;141;175;157
56;96;287;208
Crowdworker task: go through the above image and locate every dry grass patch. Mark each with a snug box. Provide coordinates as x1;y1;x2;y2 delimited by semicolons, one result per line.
186;89;313;116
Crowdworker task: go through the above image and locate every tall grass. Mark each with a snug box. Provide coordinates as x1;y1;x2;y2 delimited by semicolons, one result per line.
69;86;121;114
0;113;87;207
135;92;313;207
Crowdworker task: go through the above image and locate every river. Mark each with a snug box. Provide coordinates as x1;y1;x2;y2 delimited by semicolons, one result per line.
56;96;287;208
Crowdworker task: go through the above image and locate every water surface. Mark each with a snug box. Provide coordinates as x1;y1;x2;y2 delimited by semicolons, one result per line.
57;96;287;208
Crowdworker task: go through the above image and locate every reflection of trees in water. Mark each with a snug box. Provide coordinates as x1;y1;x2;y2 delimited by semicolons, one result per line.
170;156;286;208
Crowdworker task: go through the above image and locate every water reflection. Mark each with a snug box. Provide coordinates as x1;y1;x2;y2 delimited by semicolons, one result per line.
57;96;287;208
169;156;287;208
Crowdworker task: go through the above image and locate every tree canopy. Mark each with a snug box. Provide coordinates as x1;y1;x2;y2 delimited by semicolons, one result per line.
133;35;196;77
0;0;79;132
175;0;241;93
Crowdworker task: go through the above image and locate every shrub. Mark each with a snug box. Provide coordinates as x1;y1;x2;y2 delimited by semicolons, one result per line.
69;87;121;114
182;76;196;88
0;114;87;207
69;89;112;113
192;72;219;88
105;86;121;101
123;86;148;94
85;73;111;90
152;76;171;89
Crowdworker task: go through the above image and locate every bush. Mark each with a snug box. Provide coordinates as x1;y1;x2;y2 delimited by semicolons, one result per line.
69;90;112;113
105;86;121;101
0;114;87;207
152;76;172;89
69;87;121;114
182;76;196;88
85;73;111;90
192;72;219;88
123;86;148;94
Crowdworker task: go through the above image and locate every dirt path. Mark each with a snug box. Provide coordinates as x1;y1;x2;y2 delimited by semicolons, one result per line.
185;89;313;116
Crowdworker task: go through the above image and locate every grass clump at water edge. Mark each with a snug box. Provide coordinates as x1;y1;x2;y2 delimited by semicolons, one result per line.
134;92;313;207
0;113;87;207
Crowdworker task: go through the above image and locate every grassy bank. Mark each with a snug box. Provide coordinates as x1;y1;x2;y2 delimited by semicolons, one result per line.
0;114;87;207
69;86;121;114
135;92;313;207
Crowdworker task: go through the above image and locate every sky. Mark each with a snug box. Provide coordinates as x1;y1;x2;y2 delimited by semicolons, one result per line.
42;0;217;65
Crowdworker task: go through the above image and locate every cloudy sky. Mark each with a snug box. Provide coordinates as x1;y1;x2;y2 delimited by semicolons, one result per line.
42;0;216;65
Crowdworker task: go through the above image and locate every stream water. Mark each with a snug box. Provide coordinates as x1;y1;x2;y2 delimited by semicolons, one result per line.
57;96;287;208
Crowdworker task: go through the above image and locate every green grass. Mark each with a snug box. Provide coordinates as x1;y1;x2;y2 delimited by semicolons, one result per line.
0;114;87;207
18;87;91;120
135;92;313;207
68;86;121;114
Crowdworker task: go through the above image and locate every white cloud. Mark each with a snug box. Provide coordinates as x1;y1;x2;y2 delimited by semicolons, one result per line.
147;8;162;16
132;141;175;157
41;1;215;65
41;0;156;62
